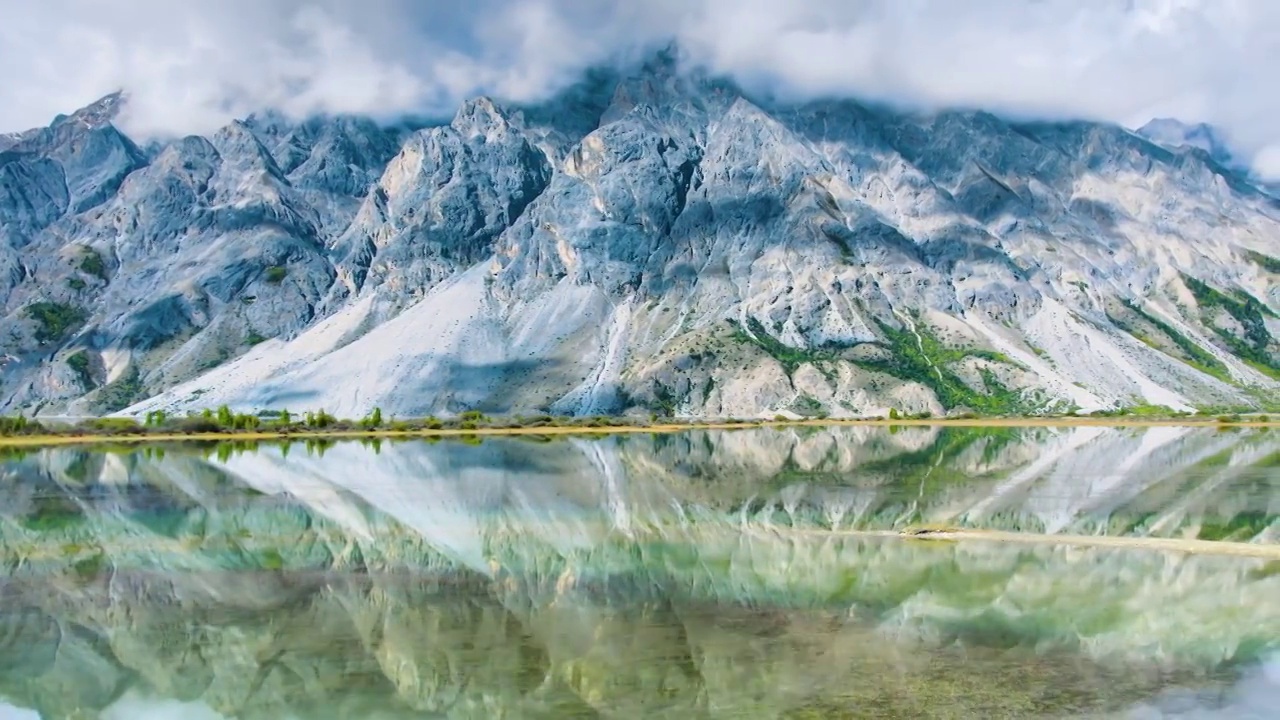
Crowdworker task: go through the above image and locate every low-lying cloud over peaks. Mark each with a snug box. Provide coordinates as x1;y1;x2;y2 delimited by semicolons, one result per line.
2;0;1278;177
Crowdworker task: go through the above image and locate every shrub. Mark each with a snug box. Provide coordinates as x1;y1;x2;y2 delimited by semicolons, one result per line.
174;417;221;434
1246;250;1280;274
360;407;384;429
94;366;144;414
24;302;87;343
78;417;141;435
264;266;287;284
888;408;901;420
143;410;168;427
66;351;93;387
304;409;336;428
78;247;108;280
0;415;41;436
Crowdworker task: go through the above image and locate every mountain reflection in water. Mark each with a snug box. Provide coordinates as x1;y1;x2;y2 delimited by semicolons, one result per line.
0;425;1275;718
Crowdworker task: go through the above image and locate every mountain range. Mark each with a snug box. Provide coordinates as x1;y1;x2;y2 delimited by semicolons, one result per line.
0;52;1277;419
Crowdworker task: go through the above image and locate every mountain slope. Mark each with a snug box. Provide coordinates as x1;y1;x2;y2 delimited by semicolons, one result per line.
0;55;1276;419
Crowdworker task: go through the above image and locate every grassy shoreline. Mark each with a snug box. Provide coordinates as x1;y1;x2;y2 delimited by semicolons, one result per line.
0;414;1274;448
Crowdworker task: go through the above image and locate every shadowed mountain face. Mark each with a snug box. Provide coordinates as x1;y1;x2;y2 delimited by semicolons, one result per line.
0;54;1278;419
0;426;1277;718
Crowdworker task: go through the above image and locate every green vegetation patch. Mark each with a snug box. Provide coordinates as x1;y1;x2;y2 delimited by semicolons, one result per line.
652;380;679;417
790;394;827;418
79;417;142;434
77;246;108;280
94;365;144;414
359;407;384;429
1182;274;1280;379
1196;511;1274;542
65;351;94;388
1091;403;1183;418
729;316;1034;414
729;318;843;375
264;266;287;284
859;319;1032;414
24;302;88;344
1108;300;1233;383
1245;250;1280;274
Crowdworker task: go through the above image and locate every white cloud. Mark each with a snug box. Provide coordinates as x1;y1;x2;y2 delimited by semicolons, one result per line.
1;0;1278;174
1252;145;1280;182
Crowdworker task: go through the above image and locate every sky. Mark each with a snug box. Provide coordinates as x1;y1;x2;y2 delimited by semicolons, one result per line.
1;0;1278;178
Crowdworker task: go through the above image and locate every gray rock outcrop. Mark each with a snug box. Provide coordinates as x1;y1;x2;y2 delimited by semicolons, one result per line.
0;53;1275;418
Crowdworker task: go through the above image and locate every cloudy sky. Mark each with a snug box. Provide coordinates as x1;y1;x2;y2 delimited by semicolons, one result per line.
1;0;1278;176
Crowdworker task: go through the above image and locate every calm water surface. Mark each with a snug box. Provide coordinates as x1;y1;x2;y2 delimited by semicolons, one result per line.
0;425;1276;718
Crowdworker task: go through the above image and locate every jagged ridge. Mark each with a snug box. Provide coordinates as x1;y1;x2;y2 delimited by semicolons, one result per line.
0;53;1276;419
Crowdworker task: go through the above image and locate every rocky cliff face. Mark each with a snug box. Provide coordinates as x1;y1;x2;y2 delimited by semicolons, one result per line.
0;54;1277;419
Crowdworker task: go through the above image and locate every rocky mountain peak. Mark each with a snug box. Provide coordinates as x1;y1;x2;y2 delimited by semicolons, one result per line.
1138;117;1236;166
58;90;126;129
451;96;514;139
0;55;1275;419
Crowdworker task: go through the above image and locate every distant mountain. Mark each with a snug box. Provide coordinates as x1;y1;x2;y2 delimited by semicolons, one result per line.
0;53;1276;419
1136;118;1237;166
1137;117;1280;198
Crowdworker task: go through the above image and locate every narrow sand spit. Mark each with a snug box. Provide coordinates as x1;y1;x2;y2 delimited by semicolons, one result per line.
812;528;1280;560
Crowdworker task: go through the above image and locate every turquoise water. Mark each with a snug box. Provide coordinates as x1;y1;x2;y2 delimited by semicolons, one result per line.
0;425;1276;718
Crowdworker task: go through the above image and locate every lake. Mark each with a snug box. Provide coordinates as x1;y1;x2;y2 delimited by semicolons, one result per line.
0;425;1276;718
